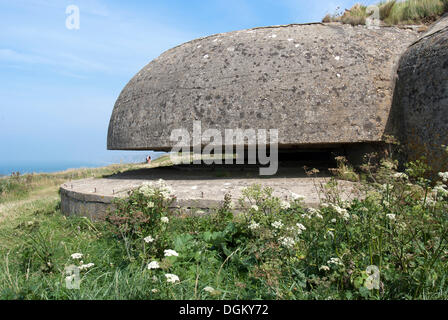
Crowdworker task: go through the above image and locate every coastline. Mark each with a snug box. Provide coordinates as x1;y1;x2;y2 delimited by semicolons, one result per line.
0;153;166;176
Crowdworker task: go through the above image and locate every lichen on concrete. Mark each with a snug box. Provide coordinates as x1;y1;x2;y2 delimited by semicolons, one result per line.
107;23;419;151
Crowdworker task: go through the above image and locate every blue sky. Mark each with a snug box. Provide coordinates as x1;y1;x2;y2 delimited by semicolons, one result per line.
0;0;374;172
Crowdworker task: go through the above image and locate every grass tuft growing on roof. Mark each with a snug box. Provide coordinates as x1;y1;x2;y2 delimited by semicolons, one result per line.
323;0;448;26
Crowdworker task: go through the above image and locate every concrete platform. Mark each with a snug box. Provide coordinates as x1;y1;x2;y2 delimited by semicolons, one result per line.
60;164;360;219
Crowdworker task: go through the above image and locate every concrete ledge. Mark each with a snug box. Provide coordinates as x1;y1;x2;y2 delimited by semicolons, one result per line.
60;164;361;219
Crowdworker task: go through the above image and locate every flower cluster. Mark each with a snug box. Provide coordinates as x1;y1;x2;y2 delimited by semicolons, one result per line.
302;207;323;220
280;201;291;210
290;192;305;201
279;236;296;248
145;242;180;284
433;184;448;197
144;235;155;243
71;253;83;260
438;172;448;182
327;257;343;267
386;214;396;221
165;273;180;283
147;261;160;270
393;172;408;180
161;217;169;224
271;221;284;230
248;221;260;230
296;223;306;234
164;249;179;257
79;263;95;271
139;179;174;199
69;253;95;272
330;204;350;221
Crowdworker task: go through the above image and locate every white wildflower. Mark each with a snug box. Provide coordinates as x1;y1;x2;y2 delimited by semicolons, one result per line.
296;223;306;234
203;286;216;293
139;183;155;197
79;263;94;271
71;253;83;260
151;289;159;293
251;205;259;211
291;192;304;201
271;221;284;229
165;273;180;283
279;237;296;248
280;201;291;210
164;249;179;257
147;261;160;270
331;204;350;221
147;201;155;208
386;214;396;221
161;217;169;223
439;172;448;182
306;208;323;219
433;184;448;197
144;235;155;243
319;265;330;271
140;180;173;199
327;257;343;266
425;197;437;207
393;172;408;180
248;221;260;230
342;211;350;221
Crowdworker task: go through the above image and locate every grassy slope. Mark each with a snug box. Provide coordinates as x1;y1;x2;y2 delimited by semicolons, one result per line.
0;154;261;300
0;156;172;238
0;156;181;299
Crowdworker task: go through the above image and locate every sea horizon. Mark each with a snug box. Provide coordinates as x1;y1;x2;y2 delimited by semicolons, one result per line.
0;152;165;176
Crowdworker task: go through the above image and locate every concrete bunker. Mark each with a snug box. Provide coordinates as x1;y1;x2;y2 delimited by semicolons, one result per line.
60;17;448;218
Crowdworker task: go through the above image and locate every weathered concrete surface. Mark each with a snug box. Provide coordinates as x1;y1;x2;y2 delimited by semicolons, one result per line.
389;14;448;172
60;164;361;219
108;23;419;151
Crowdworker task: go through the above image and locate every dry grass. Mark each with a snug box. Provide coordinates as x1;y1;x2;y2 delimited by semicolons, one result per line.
323;0;448;26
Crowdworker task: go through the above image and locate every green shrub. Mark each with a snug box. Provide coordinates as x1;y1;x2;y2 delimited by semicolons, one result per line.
105;180;175;261
0;173;30;202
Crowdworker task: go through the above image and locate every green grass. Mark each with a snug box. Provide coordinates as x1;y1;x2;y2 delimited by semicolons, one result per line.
323;0;448;25
1;155;448;300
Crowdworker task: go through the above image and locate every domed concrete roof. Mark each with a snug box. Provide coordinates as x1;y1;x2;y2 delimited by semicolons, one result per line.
108;22;419;151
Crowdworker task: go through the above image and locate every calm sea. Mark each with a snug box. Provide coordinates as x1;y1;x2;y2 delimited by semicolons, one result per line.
0;153;165;176
0;161;117;176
